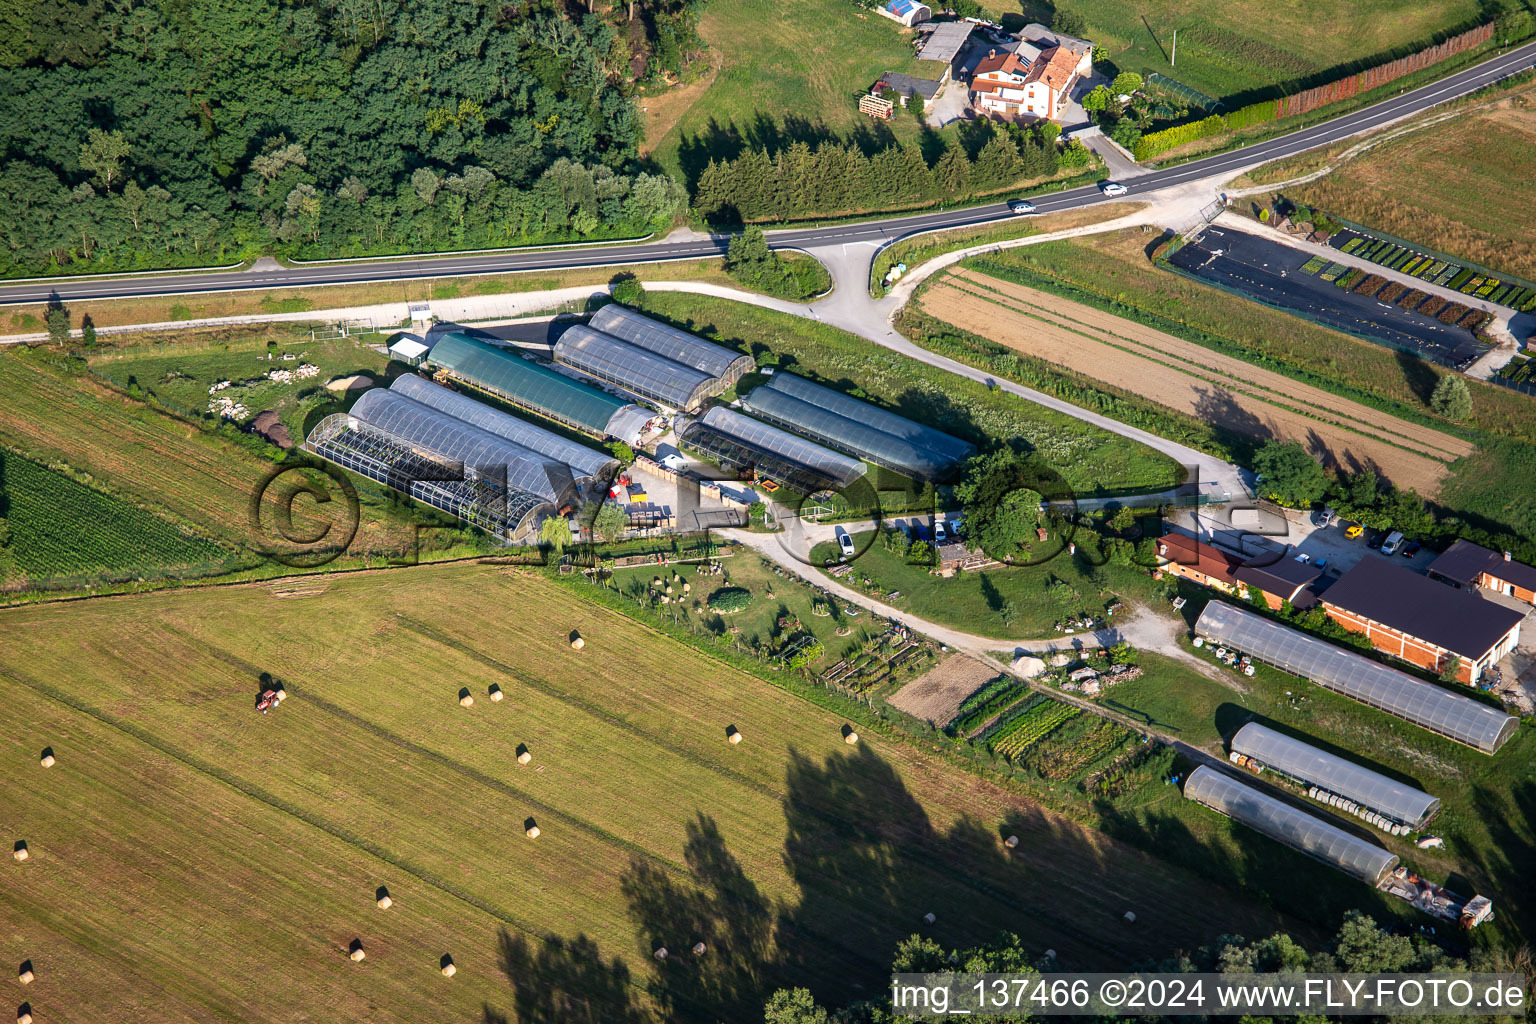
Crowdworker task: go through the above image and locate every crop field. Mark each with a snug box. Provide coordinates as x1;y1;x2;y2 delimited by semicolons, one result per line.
1026;0;1480;105
0;452;238;590
0;564;1299;1022
636;292;1184;497
983;696;1081;760
1282;80;1536;284
919;268;1474;494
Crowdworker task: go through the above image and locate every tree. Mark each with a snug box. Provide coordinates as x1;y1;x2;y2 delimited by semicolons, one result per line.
44;301;69;346
1052;8;1087;36
79;128;130;190
1252;439;1327;507
763;988;828;1024
909;92;926;122
538;514;570;553
1081;85;1112;113
590;499;628;543
609;273;644;306
1430;375;1472;421
80;316;96;348
978;487;1043;560
1438;655;1463;684
1110;71;1143;95
748;500;766;523
606;440;636;465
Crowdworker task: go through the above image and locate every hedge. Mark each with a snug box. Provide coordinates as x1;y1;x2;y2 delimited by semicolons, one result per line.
1223;99;1280;131
1132;114;1227;161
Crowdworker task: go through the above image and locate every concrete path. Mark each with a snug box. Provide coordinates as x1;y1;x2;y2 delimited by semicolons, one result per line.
1077;126;1149;181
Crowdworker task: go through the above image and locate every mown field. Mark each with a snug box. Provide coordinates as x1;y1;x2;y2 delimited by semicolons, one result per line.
1018;0;1481;103
1277;80;1536;284
0;563;1300;1023
635;292;1184;497
919;267;1474;494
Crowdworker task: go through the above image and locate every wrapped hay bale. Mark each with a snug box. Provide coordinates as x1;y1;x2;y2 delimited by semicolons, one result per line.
489;684;503;702
922;912;936;925
376;886;392;910
517;749;532;765
571;635;585;650
1004;835;1019;849
441;955;456;977
692;942;707;956
39;749;55;768
653;947;668;961
349;940;366;962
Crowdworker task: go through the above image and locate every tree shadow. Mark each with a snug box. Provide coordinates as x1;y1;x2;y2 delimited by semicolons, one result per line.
1395;348;1439;405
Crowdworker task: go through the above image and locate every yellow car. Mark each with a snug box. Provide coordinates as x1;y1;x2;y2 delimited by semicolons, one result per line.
1345;524;1364;539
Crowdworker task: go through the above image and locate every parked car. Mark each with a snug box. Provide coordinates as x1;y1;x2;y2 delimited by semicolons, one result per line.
1381;530;1406;556
838;530;856;558
1099;181;1129;197
1367;530;1386;550
1345;523;1364;539
1008;199;1037;215
1401;540;1422;558
933;519;948;544
1316;507;1337;528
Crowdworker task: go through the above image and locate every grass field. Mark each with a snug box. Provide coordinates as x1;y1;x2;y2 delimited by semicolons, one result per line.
1272;80;1536;283
0;563;1303;1022
635;292;1184;497
1030;0;1481;104
919;266;1474;494
809;527;1159;640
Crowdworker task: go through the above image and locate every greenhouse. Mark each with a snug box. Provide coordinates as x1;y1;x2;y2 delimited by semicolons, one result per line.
427;332;652;443
678;406;866;494
1195;601;1517;754
1231;723;1441;829
389;374;617;483
589;304;754;386
305;414;548;539
1184;766;1399;886
555;325;716;411
740;372;974;480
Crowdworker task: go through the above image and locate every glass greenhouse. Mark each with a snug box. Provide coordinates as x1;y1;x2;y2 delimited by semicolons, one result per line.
1184;766;1400;886
389;374;617;483
740;372;974;480
1231;723;1441;829
679;407;865;493
427;332;652;443
589;304;754;385
555;325;716;411
1196;602;1516;754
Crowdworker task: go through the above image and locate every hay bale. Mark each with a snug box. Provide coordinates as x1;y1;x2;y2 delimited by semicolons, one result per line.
525;817;540;839
517;748;532;765
489;684;503;702
922;912;936;925
348;940;366;962
39;748;54;768
1004;835;1019;849
12;842;28;863
376;886;392;909
440;954;456;977
1123;911;1136;924
18;1010;32;1024
273;686;287;703
726;726;742;745
459;686;474;707
571;636;585;650
843;728;859;745
692;942;707;956
653;947;668;961
18;961;34;985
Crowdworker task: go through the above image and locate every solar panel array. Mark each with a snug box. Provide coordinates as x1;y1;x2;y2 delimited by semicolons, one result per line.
390;374;617;481
1184;766;1399;886
589;305;754;383
556;325;715;411
685;407;865;489
428;333;650;441
1232;723;1441;828
1196;602;1516;753
348;388;575;506
741;372;973;480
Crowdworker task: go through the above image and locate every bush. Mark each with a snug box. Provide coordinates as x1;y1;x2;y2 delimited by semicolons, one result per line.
1223;99;1280;131
1430;376;1473;421
609;273;644;306
1133;114;1227;161
707;586;752;613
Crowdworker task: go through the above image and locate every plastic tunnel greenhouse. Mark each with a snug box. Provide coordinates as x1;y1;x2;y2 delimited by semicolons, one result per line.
555;325;716;411
589;305;754;385
679;406;865;493
1195;602;1516;754
1231;723;1441;829
1184;766;1399;886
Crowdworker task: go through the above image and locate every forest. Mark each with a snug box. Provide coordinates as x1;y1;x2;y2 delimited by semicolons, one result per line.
0;0;704;276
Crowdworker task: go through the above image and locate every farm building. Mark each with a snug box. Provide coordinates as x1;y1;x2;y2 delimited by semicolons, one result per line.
1183;766;1399;887
1195;602;1517;754
1320;557;1524;685
915;20;974;77
427;332;653;444
387;334;431;367
875;72;942;106
390;375;617;483
1155;533;1243;592
739;372;973;481
588;305;754;389
876;0;930;26
1427;540;1536;606
555;325;717;412
305;389;580;539
678;406;865;493
1232;554;1323;610
1230;722;1441;831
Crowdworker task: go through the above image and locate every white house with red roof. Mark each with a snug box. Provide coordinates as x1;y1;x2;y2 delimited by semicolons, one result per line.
969;25;1092;122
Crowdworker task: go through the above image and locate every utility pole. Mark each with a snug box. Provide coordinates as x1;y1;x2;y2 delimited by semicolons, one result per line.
1171;28;1177;67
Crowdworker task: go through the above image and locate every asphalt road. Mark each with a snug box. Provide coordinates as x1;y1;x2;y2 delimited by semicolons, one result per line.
5;39;1534;307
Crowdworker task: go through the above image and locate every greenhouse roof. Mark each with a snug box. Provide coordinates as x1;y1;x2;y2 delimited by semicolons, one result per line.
389;374;616;482
1195;602;1516;754
689;407;865;487
1184;766;1399;886
589;304;754;382
427;332;649;440
1231;722;1441;827
556;325;715;410
348;387;576;506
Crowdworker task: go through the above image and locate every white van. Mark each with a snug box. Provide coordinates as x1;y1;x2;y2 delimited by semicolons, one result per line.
1381;531;1406;556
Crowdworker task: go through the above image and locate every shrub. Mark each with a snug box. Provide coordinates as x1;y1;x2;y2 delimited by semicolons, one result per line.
1133;115;1226;161
1223;99;1279;130
707;586;752;613
1430;376;1473;421
609;273;644;306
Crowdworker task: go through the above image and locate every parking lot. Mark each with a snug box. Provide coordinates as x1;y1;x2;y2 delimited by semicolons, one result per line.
1174;503;1439;579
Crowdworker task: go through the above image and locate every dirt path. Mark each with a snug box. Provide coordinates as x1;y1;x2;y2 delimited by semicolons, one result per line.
918;271;1469;494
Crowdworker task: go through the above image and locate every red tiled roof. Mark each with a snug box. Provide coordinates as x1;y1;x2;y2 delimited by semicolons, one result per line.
1024;45;1078;91
1157;533;1242;585
973;50;1029;79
